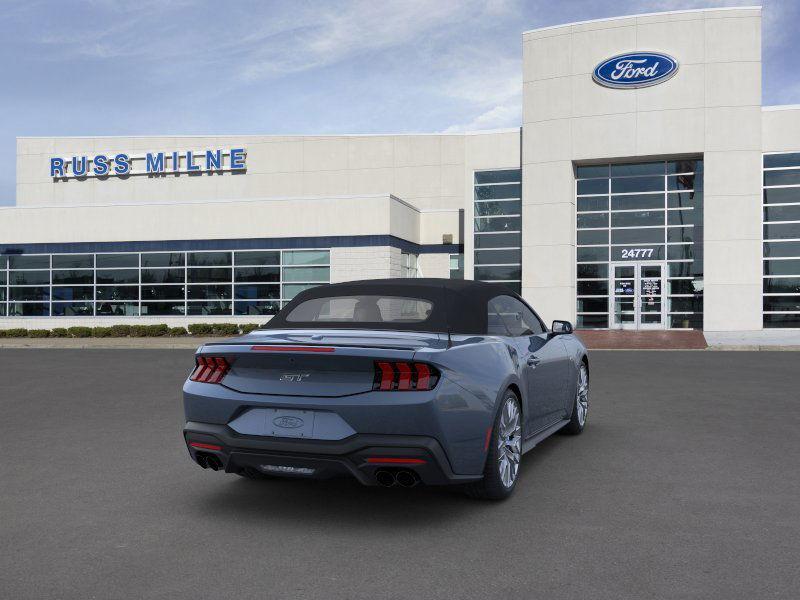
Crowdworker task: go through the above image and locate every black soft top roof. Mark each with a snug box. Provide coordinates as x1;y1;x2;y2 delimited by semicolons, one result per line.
264;278;524;335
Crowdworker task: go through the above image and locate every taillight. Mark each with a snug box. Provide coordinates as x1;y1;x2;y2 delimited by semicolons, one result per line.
373;362;440;391
189;356;231;384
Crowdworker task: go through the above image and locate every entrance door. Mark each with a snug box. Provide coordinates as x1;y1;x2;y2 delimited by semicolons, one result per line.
610;262;666;330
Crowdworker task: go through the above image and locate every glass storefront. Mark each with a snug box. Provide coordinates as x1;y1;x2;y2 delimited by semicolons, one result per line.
575;159;704;329
0;249;330;318
763;152;800;328
474;169;521;293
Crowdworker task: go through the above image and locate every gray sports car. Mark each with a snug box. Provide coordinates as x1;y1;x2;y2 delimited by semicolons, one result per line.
183;279;589;499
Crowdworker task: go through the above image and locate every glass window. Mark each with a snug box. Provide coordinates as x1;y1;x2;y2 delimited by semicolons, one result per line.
96;269;138;284
234;284;280;300
141;268;185;284
487;300;510;336
576;165;608;179
9;255;49;269
187;267;231;283
474;200;521;216
286;295;434;324
667;209;697;226
52;302;93;317
234;251;280;266
489;295;545;336
188;251;231;266
669;262;695;277
52;286;94;301
52;254;93;269
611;194;664;211
0;272;5;286
234;266;280;282
187;302;232;316
764;153;800;168
669;314;703;329
8;302;49;316
763;188;800;204
449;254;464;280
611;162;664;177
187;285;232;300
474;266;521;281
577;197;608;212
764;314;800;328
577;230;608;245
474;184;521;200
763;296;800;312
577;314;608;328
668;192;702;209
577;281;608;295
474;170;520;184
474;233;521;249
763;259;800;276
10;271;50;285
52;270;93;284
141;253;185;268
764;205;800;222
667;160;702;174
474;216;521;232
95;286;138;301
577;247;609;262
764;170;800;187
10;287;50;301
577;264;608;279
96;254;137;268
577;298;608;312
611;228;664;245
577;213;608;229
96;302;138;316
764;223;800;240
611;176;663;194
140;302;185;316
611;210;665;228
141;285;185;300
283;250;329;266
763;278;800;294
667;227;695;243
764;241;800;258
235;301;281;316
576;179;608;195
0;255;6;269
283;266;330;282
667;245;694;261
283;283;319;300
668;279;702;295
474;249;521;265
667;174;699;191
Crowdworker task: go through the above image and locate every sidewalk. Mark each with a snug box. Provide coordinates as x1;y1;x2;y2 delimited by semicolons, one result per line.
0;337;222;349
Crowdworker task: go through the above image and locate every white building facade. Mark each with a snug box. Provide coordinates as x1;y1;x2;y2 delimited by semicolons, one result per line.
2;7;799;333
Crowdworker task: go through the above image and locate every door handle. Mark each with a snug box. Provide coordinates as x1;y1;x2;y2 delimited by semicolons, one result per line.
527;355;541;367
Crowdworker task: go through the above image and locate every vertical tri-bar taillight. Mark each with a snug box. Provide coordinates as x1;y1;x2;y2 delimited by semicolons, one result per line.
373;361;439;391
189;356;231;384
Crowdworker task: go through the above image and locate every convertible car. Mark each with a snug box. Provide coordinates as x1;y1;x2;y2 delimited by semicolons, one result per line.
183;279;589;499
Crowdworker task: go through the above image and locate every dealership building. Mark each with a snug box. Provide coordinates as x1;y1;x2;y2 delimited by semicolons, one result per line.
2;6;799;334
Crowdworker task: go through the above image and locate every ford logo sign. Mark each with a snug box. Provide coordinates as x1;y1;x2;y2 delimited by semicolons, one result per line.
593;52;678;89
273;416;304;429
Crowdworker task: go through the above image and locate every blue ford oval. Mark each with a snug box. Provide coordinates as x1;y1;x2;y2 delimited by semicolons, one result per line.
593;52;678;89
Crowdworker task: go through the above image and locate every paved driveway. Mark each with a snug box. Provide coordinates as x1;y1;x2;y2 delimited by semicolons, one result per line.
0;349;797;599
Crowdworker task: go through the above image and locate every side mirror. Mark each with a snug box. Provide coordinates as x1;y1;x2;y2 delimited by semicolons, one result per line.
551;320;573;335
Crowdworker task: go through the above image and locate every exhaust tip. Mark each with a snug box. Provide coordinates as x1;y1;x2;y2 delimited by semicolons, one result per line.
395;469;420;488
196;453;208;469
375;470;396;487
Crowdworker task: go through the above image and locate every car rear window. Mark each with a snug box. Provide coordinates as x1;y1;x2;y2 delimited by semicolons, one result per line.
285;295;433;324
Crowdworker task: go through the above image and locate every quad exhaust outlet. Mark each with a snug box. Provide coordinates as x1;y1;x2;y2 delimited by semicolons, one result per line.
375;469;420;488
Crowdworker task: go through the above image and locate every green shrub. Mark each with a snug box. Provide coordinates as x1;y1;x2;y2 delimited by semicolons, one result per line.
5;328;29;338
50;328;69;338
0;330;6;338
67;326;92;338
129;325;149;337
188;323;214;336
240;323;261;334
146;324;169;337
109;324;132;337
28;329;51;338
212;323;239;336
91;327;113;338
167;326;188;337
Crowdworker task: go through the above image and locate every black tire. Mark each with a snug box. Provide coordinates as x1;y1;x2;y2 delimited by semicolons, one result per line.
463;390;522;500
562;361;588;436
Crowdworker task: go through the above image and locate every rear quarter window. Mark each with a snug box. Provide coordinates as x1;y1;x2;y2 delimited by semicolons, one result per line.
285;295;434;324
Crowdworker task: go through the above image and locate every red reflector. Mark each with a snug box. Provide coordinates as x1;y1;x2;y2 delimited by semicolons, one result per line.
250;345;335;353
189;356;230;384
483;426;493;452
366;457;426;465
396;362;412;390
415;363;431;390
189;442;222;451
376;361;394;391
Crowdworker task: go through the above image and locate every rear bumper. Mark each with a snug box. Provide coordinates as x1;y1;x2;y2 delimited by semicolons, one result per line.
184;421;482;486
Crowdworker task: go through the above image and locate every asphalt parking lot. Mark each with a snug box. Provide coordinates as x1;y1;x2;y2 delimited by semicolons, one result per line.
1;349;798;600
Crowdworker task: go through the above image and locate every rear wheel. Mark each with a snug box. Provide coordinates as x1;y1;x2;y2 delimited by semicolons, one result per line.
464;390;522;500
562;361;588;435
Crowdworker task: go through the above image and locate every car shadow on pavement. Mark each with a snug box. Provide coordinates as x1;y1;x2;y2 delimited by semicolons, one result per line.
183;433;569;530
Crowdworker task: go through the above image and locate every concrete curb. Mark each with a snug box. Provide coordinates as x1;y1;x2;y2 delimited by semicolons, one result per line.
0;337;224;349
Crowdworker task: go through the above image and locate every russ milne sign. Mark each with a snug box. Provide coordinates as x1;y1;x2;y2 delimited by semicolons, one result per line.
593;52;678;89
50;148;246;179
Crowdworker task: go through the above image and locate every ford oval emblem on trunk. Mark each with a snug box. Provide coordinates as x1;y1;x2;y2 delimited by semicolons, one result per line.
273;416;304;428
593;52;678;89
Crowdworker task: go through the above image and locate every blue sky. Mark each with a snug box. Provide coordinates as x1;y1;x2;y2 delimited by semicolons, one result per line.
1;0;798;206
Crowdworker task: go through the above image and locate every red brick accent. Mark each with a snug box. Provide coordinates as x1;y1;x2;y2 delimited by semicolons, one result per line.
575;330;707;350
